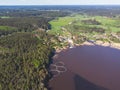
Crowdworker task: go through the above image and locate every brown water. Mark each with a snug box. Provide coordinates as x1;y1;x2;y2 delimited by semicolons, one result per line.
49;45;120;90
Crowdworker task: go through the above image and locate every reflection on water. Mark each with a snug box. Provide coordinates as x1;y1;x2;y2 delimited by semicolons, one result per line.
74;74;108;90
49;45;120;90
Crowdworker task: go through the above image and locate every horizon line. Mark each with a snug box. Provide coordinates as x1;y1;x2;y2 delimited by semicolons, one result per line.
0;4;120;6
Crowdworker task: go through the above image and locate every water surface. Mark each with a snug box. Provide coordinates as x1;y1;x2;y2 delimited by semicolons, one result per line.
49;45;120;90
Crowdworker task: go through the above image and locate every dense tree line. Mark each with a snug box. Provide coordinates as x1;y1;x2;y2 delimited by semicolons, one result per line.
0;9;69;18
1;6;120;18
0;17;51;31
0;32;55;90
0;17;52;37
72;25;105;33
79;7;120;17
81;19;101;25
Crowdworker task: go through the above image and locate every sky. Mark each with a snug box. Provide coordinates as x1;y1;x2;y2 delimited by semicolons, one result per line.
0;0;120;5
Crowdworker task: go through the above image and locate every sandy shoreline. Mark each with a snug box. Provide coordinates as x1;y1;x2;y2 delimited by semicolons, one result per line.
55;41;120;53
82;41;120;50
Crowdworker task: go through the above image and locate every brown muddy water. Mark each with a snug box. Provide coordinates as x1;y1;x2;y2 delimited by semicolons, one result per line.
49;45;120;90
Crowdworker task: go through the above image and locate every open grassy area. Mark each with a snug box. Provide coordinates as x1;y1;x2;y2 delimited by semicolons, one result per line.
0;26;16;30
49;14;120;36
0;16;10;18
48;14;120;44
48;15;85;35
94;16;120;32
49;17;74;35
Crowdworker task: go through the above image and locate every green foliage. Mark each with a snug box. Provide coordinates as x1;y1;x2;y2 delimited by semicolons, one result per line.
0;17;51;33
0;26;16;30
0;26;17;36
32;59;41;68
0;32;54;90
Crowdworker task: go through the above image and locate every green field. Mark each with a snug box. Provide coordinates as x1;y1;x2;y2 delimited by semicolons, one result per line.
0;26;16;30
48;15;85;35
48;14;120;43
0;16;10;18
49;14;120;35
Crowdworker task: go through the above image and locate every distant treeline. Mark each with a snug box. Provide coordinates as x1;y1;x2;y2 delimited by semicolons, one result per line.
0;17;51;36
1;6;120;17
0;9;70;17
80;8;120;17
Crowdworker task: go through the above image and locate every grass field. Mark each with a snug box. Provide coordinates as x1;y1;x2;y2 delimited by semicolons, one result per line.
49;14;120;36
48;15;86;35
0;16;10;18
0;26;16;30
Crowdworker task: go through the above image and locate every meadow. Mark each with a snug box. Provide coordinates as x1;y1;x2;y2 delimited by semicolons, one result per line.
49;14;120;35
48;14;120;44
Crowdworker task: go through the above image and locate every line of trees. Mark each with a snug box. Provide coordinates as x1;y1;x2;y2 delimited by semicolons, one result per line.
0;17;52;37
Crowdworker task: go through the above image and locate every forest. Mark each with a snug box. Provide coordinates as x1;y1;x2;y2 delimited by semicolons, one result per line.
0;7;61;90
0;31;59;90
0;17;52;36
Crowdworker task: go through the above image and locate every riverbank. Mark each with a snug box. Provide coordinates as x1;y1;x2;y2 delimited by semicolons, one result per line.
82;40;120;50
55;40;120;54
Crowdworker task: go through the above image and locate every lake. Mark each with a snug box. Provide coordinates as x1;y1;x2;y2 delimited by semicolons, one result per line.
49;45;120;90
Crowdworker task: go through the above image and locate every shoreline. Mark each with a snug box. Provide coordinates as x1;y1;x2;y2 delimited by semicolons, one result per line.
82;41;120;50
55;41;120;53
